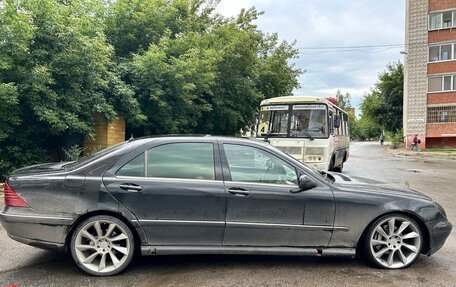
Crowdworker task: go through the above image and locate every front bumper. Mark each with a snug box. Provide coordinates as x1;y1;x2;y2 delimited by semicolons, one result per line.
426;216;452;256
0;208;74;252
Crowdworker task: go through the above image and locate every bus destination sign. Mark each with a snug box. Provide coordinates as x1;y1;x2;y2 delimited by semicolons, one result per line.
292;104;326;110
261;105;289;111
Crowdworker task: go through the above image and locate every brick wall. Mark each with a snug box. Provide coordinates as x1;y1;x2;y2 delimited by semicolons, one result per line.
84;114;126;154
107;117;126;146
428;61;456;74
426;123;456;137
426;136;456;147
429;0;456;11
427;92;456;104
429;29;456;43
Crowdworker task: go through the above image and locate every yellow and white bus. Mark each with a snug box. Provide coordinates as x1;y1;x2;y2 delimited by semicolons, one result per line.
256;96;350;172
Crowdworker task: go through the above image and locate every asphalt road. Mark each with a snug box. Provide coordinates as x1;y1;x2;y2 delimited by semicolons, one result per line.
1;142;455;287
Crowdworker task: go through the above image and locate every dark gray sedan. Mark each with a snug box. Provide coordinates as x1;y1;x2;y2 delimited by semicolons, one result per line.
0;136;452;276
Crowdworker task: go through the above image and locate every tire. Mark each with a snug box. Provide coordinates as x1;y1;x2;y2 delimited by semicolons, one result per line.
70;215;135;276
363;214;423;269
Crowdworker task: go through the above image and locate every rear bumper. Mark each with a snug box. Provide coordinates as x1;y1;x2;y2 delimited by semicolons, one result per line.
0;209;74;252
426;217;452;256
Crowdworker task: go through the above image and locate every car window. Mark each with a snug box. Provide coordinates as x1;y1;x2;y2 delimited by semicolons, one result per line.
224;144;298;185
117;153;145;177
147;143;215;180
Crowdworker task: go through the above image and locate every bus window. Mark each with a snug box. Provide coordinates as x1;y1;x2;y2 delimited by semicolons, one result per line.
258;106;289;137
328;110;333;134
344;114;348;135
341;113;346;135
290;105;327;138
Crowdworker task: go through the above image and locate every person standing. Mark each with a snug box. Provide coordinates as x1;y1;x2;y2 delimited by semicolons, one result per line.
379;133;385;145
410;134;421;151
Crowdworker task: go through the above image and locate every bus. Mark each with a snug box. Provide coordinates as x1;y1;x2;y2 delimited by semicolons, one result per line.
256;96;350;172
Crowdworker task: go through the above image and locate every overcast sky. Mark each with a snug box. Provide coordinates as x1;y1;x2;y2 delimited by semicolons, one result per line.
216;0;406;114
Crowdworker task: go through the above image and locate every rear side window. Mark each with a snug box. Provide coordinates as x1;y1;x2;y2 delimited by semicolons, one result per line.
117;153;145;177
147;143;215;180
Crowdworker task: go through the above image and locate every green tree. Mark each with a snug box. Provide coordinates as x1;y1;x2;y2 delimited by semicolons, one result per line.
114;4;302;135
375;62;403;133
361;62;403;133
335;90;352;110
0;0;143;177
0;0;301;178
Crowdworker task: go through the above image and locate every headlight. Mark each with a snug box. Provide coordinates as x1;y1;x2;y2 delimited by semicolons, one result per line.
304;147;325;163
304;155;324;162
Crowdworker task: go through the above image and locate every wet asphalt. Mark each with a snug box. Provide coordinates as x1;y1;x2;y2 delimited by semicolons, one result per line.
0;141;455;287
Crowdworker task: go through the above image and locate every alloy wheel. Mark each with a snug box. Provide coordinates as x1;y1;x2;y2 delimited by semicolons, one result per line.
368;215;422;269
72;217;133;275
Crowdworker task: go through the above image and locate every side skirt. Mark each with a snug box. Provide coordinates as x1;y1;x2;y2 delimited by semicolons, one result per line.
141;246;356;258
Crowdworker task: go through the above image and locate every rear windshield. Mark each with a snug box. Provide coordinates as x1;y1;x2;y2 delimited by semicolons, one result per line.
64;141;128;169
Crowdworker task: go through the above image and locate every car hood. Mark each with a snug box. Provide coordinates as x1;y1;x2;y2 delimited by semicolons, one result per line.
327;172;432;201
10;162;72;175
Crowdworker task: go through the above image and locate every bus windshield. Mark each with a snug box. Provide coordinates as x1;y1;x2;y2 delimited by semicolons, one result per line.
290;105;327;138
258;106;289;137
258;104;328;138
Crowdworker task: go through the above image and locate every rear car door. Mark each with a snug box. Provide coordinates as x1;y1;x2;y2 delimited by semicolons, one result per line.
103;139;226;246
220;141;335;247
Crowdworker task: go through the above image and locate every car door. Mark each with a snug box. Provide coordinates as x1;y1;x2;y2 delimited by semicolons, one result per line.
103;139;226;246
220;141;335;247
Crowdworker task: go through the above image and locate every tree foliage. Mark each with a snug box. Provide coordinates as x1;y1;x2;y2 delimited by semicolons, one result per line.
335;90;351;110
361;62;403;133
1;0;142;176
107;2;301;136
0;0;301;177
351;62;403;141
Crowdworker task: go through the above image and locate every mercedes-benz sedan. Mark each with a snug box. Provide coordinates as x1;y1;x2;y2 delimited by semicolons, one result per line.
0;136;452;276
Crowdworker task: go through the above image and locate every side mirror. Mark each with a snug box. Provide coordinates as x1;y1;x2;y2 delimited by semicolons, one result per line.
290;175;317;193
334;115;340;129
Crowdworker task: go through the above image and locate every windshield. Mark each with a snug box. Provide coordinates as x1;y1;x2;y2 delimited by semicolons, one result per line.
64;141;128;169
257;104;328;139
290;104;327;138
258;105;289;137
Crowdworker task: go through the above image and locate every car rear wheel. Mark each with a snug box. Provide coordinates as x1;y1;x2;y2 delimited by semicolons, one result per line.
364;214;422;269
70;215;135;276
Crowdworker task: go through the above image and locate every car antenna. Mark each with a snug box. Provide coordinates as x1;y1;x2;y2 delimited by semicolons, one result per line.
128;134;134;142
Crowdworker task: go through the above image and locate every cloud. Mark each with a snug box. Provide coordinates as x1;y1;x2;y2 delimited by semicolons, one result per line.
216;0;405;112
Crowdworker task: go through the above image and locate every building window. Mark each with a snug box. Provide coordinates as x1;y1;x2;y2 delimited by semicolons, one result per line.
429;77;443;92
429;43;455;62
444;76;452;91
429;11;456;30
428;75;456;92
430;13;442;29
443;11;453;28
427;106;456;123
429;46;440;62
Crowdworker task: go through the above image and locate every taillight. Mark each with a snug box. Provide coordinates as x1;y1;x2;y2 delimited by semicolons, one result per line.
3;182;29;207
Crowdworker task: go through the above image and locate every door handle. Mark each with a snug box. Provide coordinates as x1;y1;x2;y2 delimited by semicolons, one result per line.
119;183;143;192
228;188;249;196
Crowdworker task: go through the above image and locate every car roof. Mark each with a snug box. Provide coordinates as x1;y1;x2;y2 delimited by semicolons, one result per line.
127;135;268;146
128;134;261;142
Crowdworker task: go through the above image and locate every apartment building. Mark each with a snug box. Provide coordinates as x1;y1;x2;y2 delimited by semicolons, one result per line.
404;0;456;148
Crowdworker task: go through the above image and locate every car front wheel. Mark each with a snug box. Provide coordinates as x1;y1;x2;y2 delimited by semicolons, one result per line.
364;214;423;269
70;215;135;276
